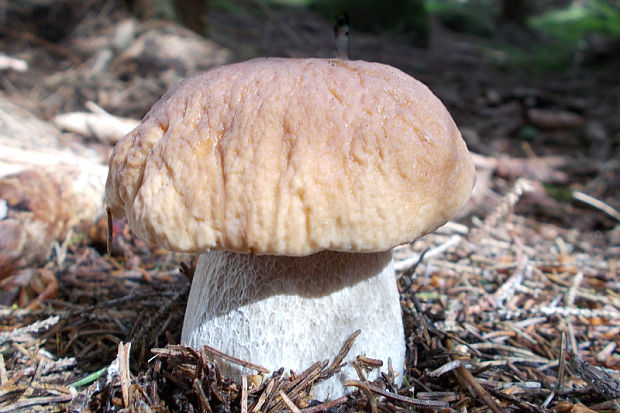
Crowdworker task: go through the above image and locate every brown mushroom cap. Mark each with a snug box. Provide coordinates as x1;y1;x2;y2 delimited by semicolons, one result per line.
105;58;475;256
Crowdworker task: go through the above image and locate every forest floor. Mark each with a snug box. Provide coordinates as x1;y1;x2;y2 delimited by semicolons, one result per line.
0;1;618;412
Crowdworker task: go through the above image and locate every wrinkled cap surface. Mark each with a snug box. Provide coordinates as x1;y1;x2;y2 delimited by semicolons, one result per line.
105;58;475;256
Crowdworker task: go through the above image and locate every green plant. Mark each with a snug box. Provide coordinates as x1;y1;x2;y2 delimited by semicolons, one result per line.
530;0;620;45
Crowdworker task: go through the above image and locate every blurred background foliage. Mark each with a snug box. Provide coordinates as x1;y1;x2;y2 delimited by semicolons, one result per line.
16;0;620;74
307;0;620;73
309;0;429;46
204;0;619;74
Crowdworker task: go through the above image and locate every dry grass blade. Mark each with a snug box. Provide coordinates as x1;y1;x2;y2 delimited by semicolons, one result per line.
484;386;545;413
0;394;73;413
356;355;383;368
251;377;276;413
446;338;507;413
193;378;214;413
325;329;360;376
572;190;620;221
300;396;348;413
429;359;468;377
266;360;327;412
0;354;6;385
543;332;567;408
210;382;229;409
411;291;431;347
343;380;377;413
201;344;270;374
241;375;248;413
106;207;113;256
279;390;302;413
364;382;449;409
117;342;132;409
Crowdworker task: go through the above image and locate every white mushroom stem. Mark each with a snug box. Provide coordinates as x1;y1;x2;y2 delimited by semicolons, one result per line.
181;250;405;400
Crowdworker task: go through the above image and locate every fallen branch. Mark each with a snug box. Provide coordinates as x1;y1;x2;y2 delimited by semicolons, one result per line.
0;316;59;345
568;352;620;400
53;101;139;144
446;339;507;413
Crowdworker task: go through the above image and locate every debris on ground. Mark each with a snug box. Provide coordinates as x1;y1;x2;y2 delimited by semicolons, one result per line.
0;1;618;411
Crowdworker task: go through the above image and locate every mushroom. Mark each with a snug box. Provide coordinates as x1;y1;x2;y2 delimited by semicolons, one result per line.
105;58;475;399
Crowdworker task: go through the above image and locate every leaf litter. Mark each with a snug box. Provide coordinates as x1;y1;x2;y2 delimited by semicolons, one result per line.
0;1;618;412
2;176;618;412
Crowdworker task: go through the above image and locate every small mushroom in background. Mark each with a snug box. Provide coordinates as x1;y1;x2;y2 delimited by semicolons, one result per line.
105;58;475;399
